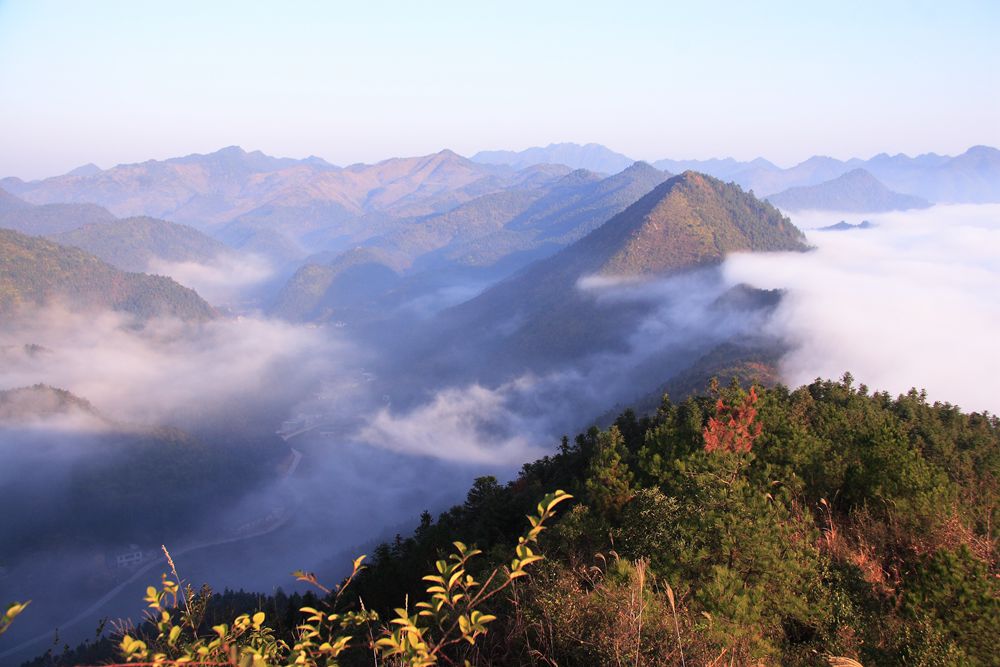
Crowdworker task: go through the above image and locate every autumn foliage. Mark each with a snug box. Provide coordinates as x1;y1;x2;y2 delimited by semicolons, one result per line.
702;386;762;453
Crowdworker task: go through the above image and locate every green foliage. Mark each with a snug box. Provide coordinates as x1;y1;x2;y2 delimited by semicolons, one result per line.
70;491;572;666
0;228;215;320
584;425;634;518
0;600;29;636
51;216;229;273
22;378;1000;666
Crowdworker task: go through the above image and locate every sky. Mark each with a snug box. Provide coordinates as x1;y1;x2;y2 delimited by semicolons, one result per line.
1;0;998;179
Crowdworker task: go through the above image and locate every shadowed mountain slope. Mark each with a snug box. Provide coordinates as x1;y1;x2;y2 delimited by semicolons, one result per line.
409;171;806;377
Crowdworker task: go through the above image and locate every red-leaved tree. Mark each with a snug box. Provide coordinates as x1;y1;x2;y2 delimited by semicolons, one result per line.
703;386;762;454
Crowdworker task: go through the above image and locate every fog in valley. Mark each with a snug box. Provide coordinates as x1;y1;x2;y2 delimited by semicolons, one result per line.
2;165;999;663
727;204;1000;415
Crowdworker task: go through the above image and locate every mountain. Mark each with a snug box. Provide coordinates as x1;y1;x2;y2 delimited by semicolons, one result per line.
817;220;876;232
0;186;30;212
904;144;1000;203
652;156;780;181
0;228;215;320
0;186;116;236
472;142;636;174
767;169;931;212
64;163;102;177
0;384;101;424
270;163;671;322
653;146;1000;202
389;161;671;269
420;171;806;374
50;216;231;273
9;147;540;227
544;170;806;277
270;246;409;322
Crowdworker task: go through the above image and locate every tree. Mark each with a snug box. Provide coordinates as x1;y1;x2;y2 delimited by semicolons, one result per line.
585;425;635;519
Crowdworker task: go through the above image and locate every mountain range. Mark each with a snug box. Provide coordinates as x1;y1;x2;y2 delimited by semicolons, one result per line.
270;162;672;321
470;143;1000;203
3;143;997;283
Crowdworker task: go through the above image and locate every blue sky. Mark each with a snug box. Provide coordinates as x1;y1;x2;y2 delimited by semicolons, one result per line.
1;0;997;178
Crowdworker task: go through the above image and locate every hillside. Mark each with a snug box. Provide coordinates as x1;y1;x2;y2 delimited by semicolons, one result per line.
397;172;806;381
0;229;216;320
270;164;670;323
0;384;101;423
50;216;231;273
0;384;287;562
767;168;931;212
32;377;1000;666
270;246;408;321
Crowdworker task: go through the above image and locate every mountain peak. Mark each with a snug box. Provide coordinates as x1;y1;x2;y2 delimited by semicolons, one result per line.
434;148;465;162
571;171;806;277
838;167;882;184
619;160;660;176
215;145;248;156
66;163;102;177
768;168;930;212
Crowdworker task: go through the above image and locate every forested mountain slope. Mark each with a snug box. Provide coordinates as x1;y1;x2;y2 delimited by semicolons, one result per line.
50;216;230;273
30;378;999;666
0;229;215;321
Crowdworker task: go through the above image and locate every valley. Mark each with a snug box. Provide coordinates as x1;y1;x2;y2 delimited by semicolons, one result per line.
1;144;998;666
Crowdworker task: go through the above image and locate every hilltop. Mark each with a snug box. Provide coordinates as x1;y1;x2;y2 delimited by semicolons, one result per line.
0;384;101;424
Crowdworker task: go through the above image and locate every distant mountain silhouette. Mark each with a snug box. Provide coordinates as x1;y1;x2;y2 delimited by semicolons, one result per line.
475;143;1000;202
0;186;116;235
472;142;636;174
6;147;553;226
767;169;931;212
64;163;102;177
817;220;876;232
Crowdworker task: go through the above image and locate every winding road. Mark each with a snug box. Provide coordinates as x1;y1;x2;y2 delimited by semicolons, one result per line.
0;447;303;662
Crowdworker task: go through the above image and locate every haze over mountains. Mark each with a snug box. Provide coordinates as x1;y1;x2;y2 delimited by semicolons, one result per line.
472;142;1000;205
2;141;999;664
767;169;931;212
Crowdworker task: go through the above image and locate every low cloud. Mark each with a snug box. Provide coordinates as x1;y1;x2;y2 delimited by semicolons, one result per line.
0;306;357;428
147;252;274;306
724;204;1000;413
358;384;547;464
